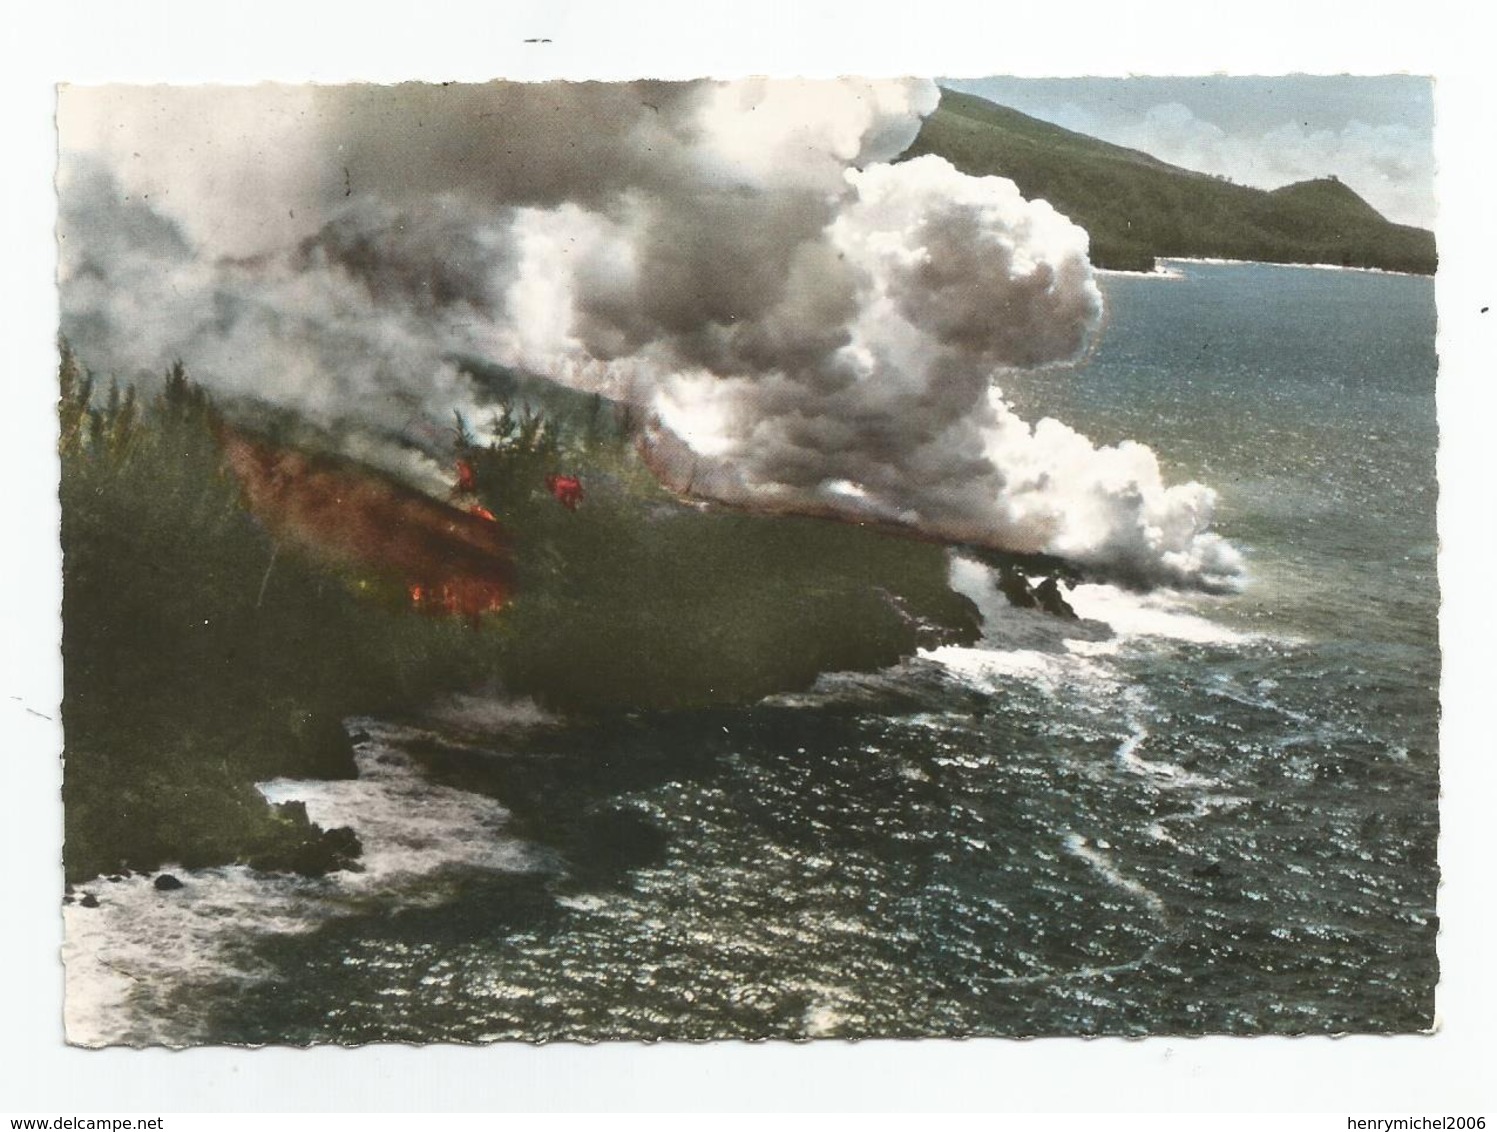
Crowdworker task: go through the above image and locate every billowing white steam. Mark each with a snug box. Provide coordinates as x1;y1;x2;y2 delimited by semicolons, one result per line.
56;79;1243;591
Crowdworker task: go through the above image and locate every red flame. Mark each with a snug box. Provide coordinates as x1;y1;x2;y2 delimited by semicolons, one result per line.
546;473;584;511
455;459;477;494
216;424;515;627
469;504;497;523
407;578;508;624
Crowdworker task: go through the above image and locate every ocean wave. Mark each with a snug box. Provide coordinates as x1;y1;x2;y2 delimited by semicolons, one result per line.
423;693;562;737
63;723;548;1048
1113;718;1217;790
1161;257;1426;278
1095;264;1186;281
1064;583;1255;647
1062;831;1169;924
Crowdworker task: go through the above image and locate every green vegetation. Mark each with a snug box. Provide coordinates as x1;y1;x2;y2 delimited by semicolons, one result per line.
905;88;1436;275
60;348;487;882
451;391;978;711
60;348;978;882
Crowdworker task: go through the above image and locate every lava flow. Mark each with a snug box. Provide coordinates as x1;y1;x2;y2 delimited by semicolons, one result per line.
217;424;515;621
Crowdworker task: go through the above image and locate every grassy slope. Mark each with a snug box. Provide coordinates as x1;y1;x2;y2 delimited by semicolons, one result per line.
60;361;489;882
60;356;979;881
453;391;980;712
905;88;1436;275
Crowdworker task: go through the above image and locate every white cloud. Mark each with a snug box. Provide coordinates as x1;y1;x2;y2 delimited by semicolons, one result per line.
57;80;1243;591
1040;99;1435;228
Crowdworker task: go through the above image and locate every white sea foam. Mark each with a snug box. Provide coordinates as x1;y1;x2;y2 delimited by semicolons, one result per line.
63;722;546;1048
1112;723;1216;790
1147;794;1251;851
919;643;1068;691
1062;832;1168;924
258;723;540;885
1095;264;1186;281
1065;582;1251;646
803;998;848;1038
968;835;1173;991
1145;822;1180;846
1205;672;1313;724
1063;636;1124;658
554;893;611;914
424;693;560;737
948;554;1253;653
918;556;1271;844
1162;257;1424;279
921;560;1123;704
63;866;328;1047
921;559;1117;698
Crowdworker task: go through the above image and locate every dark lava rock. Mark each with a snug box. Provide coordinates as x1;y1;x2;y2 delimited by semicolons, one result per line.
292;710;359;779
571;808;669;886
153;874;186;892
1034;577;1079;620
996;564;1039;609
247;821;363;877
79;893;100;908
62;895;74;905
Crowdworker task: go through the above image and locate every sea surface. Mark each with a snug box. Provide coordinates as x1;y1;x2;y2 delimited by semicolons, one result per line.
63;260;1441;1044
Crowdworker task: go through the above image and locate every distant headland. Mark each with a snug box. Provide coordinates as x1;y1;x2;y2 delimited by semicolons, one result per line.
905;88;1436;276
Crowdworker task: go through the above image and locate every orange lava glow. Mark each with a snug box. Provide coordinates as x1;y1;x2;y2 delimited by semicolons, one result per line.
546;473;584;511
217;423;515;625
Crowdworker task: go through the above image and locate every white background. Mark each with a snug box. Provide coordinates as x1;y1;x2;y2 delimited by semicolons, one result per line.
2;0;1492;1113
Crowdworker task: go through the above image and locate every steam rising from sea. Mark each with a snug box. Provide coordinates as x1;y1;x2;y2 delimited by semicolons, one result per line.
56;79;1242;590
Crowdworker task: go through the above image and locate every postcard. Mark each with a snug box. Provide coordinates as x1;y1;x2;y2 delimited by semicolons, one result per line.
50;73;1440;1052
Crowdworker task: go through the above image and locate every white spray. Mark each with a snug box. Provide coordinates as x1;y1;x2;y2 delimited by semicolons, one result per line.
56;79;1243;590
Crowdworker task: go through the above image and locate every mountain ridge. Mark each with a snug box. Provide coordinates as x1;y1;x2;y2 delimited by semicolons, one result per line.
905;88;1436;275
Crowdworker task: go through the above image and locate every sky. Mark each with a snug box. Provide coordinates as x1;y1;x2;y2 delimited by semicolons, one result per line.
942;75;1437;228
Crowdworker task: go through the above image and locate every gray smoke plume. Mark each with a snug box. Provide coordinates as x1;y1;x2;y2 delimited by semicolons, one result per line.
56;79;1244;591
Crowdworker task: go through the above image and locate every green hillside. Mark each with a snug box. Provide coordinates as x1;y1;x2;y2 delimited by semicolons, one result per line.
905;88;1436;275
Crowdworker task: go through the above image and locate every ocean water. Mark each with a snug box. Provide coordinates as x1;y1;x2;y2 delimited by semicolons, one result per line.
63;260;1440;1044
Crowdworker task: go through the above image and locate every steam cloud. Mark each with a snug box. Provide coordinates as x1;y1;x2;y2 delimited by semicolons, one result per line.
57;80;1244;591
